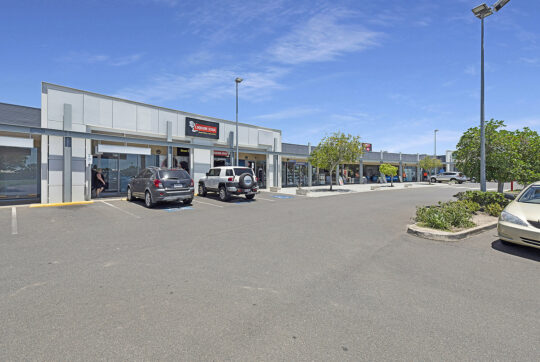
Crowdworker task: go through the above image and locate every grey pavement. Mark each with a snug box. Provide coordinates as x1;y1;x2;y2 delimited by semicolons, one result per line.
1;185;538;361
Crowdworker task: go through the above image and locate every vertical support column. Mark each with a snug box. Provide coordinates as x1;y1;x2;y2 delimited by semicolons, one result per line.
167;121;173;168
85;139;92;201
416;153;421;182
336;164;339;186
41;135;48;203
359;158;363;183
399;152;403;182
307;142;312;187
63;104;72;203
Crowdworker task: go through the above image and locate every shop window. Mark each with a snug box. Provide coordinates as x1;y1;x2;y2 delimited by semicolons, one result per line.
0;146;40;201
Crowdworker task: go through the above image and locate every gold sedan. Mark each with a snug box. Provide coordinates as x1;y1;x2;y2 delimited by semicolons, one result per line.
498;181;540;249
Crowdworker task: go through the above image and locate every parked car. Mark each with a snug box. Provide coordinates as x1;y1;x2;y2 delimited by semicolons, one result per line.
431;171;468;184
126;167;194;208
498;181;540;249
198;166;258;201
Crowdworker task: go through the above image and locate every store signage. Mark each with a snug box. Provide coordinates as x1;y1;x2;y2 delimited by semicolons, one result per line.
214;150;229;157
362;143;372;152
0;136;34;148
185;117;219;139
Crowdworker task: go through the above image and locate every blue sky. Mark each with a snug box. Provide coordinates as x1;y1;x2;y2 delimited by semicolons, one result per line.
1;0;539;154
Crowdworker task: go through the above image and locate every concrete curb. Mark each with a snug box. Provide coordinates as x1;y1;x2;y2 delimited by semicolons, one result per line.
29;201;94;208
407;221;498;241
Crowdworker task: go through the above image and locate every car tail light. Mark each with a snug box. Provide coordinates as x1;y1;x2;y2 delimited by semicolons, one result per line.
190;179;194;187
228;177;234;181
153;179;162;188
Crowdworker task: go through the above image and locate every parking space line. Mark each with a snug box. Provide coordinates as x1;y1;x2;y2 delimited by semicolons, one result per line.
101;201;141;219
256;197;275;202
11;207;18;235
193;199;224;208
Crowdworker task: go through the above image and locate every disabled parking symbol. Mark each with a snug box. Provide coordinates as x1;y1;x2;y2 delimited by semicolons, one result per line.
272;195;293;199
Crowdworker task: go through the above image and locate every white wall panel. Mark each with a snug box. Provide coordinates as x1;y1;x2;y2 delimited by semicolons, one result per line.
193;148;211;188
84;94;113;128
136;105;158;133
158;110;178;136
49;136;64;156
112;100;137;130
248;128;258;146
48;185;63;203
72;138;86;158
48;88;84;126
239;126;249;145
72;186;85;202
258;130;274;146
177;115;186;137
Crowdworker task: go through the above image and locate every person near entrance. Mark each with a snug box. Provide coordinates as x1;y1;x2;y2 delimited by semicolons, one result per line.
92;166;106;198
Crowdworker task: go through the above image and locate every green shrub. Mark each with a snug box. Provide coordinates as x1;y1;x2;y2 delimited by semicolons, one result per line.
416;201;475;231
485;203;503;217
456;199;481;213
454;190;509;208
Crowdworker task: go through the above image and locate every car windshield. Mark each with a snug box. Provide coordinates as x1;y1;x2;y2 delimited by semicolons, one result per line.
234;168;253;176
518;185;540;204
159;170;190;180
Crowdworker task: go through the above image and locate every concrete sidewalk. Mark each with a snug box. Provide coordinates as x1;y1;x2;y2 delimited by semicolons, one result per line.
270;182;448;197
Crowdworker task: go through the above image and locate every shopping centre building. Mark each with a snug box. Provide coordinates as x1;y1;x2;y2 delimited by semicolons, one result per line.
0;83;454;205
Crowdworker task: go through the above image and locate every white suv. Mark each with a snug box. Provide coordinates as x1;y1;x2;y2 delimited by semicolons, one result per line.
198;166;258;201
431;171;468;184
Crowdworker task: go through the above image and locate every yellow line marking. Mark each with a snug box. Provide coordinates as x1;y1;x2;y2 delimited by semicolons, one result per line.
29;201;94;208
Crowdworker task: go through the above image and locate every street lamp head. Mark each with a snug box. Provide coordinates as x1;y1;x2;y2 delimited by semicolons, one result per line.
434;129;439;133
235;77;243;83
493;0;510;12
472;3;493;18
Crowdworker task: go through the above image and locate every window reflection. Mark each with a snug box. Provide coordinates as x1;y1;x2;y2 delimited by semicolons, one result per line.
0;146;39;200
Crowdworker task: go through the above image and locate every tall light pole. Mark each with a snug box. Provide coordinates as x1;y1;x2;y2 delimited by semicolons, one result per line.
472;0;510;191
235;77;243;166
434;129;439;157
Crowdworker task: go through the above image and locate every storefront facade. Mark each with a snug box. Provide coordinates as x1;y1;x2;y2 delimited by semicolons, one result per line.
0;83;455;204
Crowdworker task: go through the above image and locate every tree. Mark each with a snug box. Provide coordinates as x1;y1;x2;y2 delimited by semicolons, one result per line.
418;157;443;184
379;163;397;187
514;127;540;186
309;132;363;191
454;119;525;192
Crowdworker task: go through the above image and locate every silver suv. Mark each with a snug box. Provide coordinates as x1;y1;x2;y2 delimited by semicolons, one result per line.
198;166;258;201
431;171;468;184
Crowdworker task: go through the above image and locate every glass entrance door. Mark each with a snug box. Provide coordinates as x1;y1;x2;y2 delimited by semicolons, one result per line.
99;154;119;193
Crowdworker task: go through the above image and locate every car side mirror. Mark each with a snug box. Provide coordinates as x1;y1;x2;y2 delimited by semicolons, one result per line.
206;172;210;176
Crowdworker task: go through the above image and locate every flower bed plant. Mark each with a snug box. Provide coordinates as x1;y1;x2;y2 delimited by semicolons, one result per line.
415;191;507;231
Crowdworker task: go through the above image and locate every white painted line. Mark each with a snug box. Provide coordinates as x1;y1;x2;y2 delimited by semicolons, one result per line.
102;201;141;219
11;207;18;235
193;199;224;208
256;197;276;202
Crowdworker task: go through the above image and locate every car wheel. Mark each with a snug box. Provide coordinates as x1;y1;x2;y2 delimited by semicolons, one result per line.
198;183;207;197
246;194;255;200
126;187;133;201
183;198;192;205
431;178;436;183
144;191;154;208
458;181;463;184
219;186;230;201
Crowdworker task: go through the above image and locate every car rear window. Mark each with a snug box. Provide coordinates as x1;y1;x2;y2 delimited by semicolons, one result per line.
234;168;253;176
159;170;190;180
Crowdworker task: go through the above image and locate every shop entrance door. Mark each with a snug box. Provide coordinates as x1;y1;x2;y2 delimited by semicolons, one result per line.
255;161;266;189
97;154;119;193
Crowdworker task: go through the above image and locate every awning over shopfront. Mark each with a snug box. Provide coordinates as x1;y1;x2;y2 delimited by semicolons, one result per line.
96;144;151;155
0;136;34;148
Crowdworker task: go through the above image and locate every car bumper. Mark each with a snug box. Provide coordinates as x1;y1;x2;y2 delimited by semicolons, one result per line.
226;186;258;194
154;188;194;202
498;221;540;249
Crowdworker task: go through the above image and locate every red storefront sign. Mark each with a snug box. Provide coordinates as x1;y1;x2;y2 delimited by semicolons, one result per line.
214;150;229;157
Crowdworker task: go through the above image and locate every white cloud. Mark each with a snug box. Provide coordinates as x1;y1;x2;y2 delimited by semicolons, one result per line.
57;52;143;67
253;107;320;121
268;10;381;64
519;57;539;65
113;67;288;104
504;118;540;131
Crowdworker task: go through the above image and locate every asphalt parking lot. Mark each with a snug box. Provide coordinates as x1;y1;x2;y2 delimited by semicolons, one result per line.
1;184;538;361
